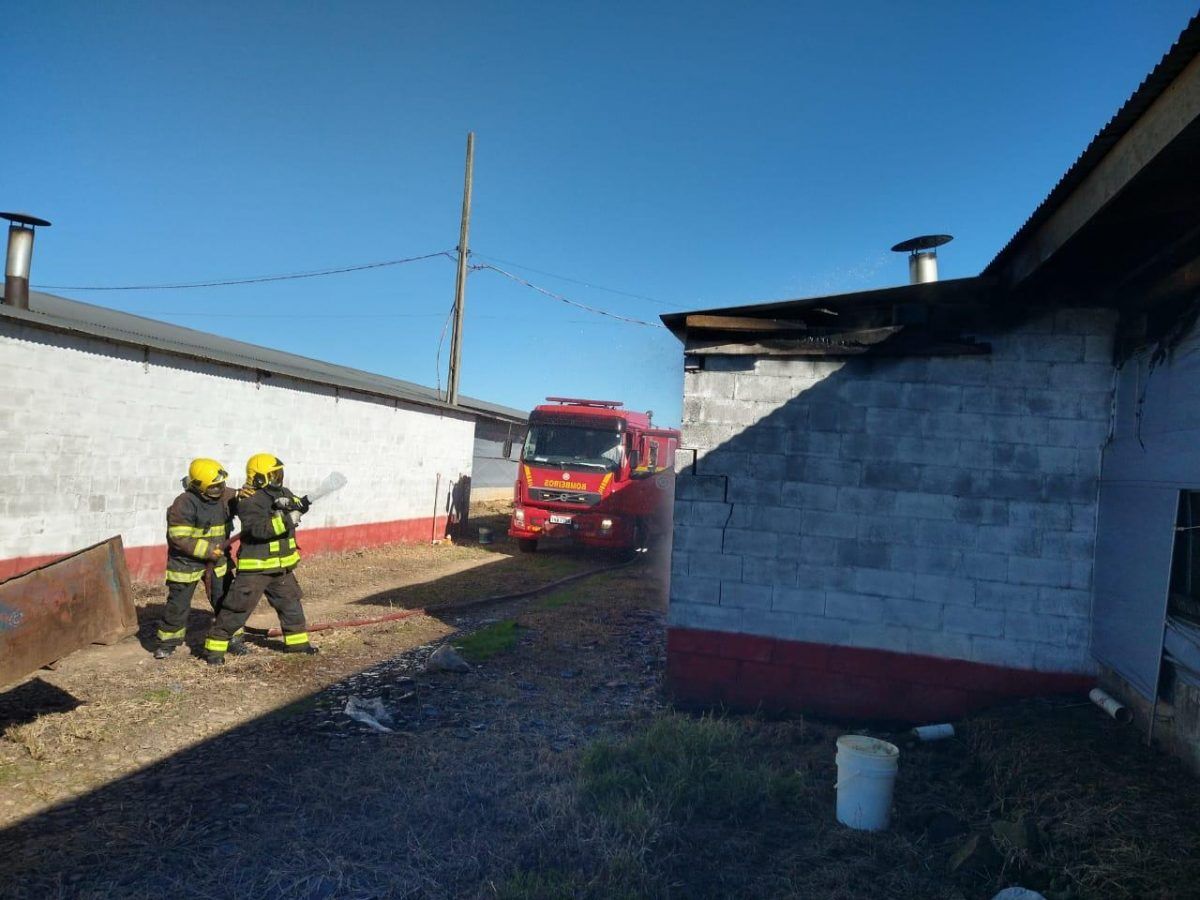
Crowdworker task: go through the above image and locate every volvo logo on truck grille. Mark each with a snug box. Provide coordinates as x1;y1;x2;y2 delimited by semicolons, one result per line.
529;488;600;506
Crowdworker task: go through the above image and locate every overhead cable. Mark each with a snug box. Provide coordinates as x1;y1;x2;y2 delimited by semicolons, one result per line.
121;311;449;319
34;246;668;329
435;299;457;396
476;264;665;328
470;252;682;309
34;251;456;291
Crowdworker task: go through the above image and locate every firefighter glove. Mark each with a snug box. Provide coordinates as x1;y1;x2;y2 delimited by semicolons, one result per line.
208;546;224;560
296;495;311;514
288;510;303;527
273;496;293;510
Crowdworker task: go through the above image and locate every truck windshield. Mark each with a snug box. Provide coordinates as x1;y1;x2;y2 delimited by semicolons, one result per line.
523;424;622;471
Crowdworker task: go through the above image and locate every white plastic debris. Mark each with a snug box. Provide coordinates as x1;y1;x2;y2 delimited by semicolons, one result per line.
344;695;395;733
425;644;471;673
911;723;955;741
991;888;1046;900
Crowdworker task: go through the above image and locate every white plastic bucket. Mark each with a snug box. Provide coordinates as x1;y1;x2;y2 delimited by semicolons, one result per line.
835;735;900;831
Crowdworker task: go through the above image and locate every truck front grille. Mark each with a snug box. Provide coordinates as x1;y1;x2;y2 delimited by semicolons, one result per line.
529;489;601;506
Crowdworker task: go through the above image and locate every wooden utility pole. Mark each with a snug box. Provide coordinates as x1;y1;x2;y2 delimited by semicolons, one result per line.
447;131;475;406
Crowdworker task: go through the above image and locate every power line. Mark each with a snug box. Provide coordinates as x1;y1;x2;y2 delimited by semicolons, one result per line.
477;264;665;328
435;298;457;397
33;245;669;329
121;311;448;319
34;250;455;291
471;251;683;309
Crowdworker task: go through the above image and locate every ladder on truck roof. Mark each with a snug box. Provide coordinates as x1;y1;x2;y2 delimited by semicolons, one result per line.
545;397;624;408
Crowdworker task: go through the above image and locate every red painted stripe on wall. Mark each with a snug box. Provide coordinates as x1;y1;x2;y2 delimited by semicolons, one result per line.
667;626;1092;723
0;515;450;584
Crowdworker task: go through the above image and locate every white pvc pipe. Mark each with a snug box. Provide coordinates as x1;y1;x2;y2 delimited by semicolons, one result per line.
1089;687;1133;724
911;723;955;741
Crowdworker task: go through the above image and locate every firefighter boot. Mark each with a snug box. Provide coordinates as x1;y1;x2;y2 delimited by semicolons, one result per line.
154;644;177;660
284;641;319;656
203;635;228;666
227;631;250;656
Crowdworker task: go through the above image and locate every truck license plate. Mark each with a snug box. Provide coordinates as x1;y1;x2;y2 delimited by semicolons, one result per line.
549;515;573;525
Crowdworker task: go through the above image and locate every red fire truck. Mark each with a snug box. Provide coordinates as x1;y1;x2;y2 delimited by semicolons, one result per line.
509;398;681;553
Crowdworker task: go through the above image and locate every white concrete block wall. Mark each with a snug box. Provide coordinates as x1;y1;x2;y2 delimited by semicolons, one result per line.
0;321;474;569
670;309;1117;675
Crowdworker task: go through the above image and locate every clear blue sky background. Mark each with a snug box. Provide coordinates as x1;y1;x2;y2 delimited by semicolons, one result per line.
6;2;1197;426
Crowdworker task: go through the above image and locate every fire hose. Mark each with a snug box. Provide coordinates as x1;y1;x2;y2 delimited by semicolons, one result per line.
255;554;641;638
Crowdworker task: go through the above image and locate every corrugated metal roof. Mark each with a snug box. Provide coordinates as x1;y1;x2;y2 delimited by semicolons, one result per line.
984;12;1200;278
0;290;527;424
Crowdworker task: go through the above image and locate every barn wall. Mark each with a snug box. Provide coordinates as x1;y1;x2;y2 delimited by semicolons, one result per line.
1093;315;1200;772
472;417;524;502
0;320;474;581
669;309;1117;719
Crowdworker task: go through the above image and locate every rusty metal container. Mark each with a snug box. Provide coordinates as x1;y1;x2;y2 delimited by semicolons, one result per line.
0;536;137;687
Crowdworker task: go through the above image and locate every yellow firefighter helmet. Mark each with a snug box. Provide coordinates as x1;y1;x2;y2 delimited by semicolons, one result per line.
187;458;228;498
246;453;285;488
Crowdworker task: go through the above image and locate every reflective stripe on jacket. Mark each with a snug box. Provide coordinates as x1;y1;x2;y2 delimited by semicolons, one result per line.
165;489;236;583
235;485;302;573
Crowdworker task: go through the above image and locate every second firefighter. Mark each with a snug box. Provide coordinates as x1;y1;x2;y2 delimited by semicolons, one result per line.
155;458;240;659
204;453;318;665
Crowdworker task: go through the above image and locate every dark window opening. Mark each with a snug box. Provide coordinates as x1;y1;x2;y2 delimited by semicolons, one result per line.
1169;492;1200;621
1161;491;1200;702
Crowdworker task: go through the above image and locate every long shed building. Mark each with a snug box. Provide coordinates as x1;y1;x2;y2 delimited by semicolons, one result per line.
0;289;524;582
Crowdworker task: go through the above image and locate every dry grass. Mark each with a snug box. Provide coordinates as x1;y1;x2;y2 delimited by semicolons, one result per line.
4;540;1200;899
961;702;1200;899
2;720;52;762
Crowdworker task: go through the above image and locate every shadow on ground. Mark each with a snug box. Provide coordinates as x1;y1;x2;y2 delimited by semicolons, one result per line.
0;555;666;899
349;546;624;611
0;679;82;733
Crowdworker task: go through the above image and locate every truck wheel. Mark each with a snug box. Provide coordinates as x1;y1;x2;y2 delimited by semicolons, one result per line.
518;539;539;554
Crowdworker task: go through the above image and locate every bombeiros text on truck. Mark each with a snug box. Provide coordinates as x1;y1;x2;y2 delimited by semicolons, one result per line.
509;398;681;552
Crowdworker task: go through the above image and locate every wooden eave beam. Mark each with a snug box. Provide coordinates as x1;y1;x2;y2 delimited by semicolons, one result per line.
684;314;809;332
1001;53;1200;287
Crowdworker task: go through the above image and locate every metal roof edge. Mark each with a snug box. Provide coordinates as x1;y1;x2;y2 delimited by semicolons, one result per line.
0;292;526;423
983;13;1200;279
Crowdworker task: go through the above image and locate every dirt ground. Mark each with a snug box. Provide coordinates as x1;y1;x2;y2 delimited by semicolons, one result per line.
2;509;1200;899
0;507;599;829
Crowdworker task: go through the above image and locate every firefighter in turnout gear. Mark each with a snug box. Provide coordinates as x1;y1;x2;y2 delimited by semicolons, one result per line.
155;458;242;659
204;453;317;665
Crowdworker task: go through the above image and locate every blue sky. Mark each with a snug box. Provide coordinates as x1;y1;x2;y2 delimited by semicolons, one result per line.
6;2;1197;426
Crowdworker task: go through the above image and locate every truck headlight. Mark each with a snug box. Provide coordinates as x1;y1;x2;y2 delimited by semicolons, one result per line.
514;507;526;526
600;518;613;533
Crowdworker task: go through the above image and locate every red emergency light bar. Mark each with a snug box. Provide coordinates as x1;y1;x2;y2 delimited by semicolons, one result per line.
545;397;624;408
